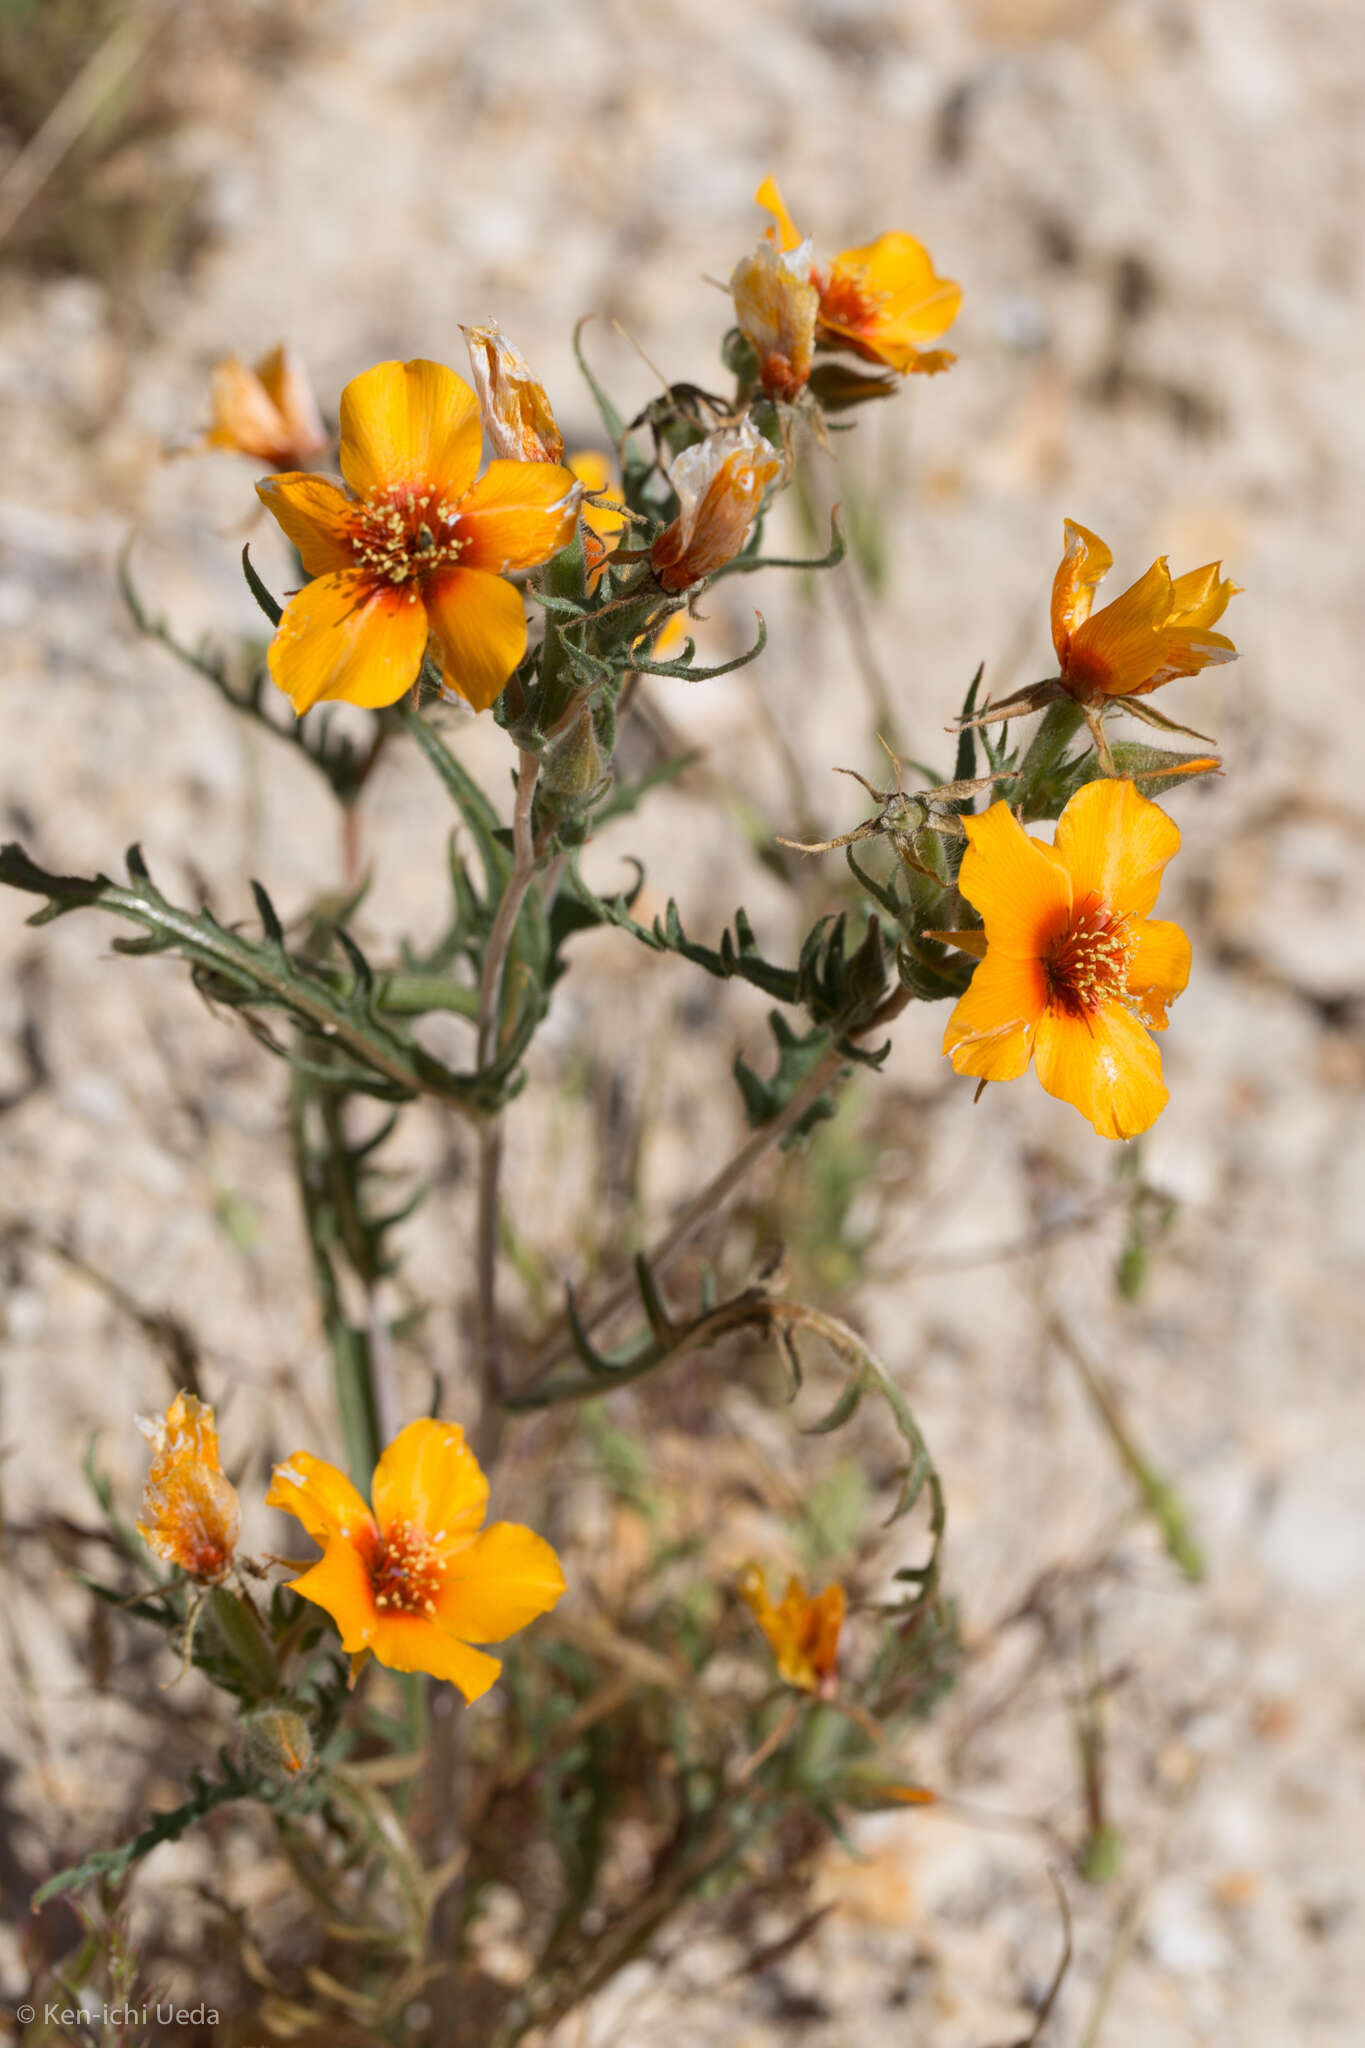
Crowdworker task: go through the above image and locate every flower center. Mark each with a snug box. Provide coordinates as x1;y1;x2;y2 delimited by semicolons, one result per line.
371;1521;444;1618
350;488;466;589
816;267;881;337
1045;896;1137;1018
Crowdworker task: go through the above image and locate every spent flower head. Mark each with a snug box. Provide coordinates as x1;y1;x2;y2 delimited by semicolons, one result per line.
268;1417;565;1700
462;322;565;465
730;236;821;403
650;417;782;592
136;1391;241;1583
739;1564;845;1695
256;357;581;715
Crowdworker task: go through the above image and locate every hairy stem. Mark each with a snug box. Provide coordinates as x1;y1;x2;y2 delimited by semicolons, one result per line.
474;750;542;1458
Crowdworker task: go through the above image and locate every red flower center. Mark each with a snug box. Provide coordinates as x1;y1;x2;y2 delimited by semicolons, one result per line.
371;1521;444;1617
349;488;466;588
1044;897;1136;1018
816;266;880;338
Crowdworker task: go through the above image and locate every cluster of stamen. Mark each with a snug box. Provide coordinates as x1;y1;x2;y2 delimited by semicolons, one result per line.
1045;896;1137;1018
816;267;882;336
349;488;465;596
370;1520;445;1617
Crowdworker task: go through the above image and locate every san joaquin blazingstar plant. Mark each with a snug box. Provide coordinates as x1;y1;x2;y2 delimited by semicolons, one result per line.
3;171;1243;2046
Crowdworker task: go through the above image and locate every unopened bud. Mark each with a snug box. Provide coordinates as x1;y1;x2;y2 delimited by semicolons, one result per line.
242;1705;314;1779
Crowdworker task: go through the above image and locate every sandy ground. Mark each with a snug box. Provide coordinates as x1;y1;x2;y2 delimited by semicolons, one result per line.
3;1;1365;2041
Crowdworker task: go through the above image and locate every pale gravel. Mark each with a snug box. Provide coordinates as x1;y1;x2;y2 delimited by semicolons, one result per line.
2;2;1364;2043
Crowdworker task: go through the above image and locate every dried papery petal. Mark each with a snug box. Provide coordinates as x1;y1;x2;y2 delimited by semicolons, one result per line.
462;322;565;464
137;1391;240;1583
730;239;819;401
650;418;782;592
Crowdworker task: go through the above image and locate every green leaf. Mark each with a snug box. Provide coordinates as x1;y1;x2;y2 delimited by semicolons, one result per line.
397;699;510;904
628;612;769;680
0;843;504;1110
953;664;983;787
734;1014;838;1145
573;314;627;443
708;508;847;580
241;544;284;627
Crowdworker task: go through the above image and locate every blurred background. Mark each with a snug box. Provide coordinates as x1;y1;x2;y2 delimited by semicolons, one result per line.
2;1;1363;2042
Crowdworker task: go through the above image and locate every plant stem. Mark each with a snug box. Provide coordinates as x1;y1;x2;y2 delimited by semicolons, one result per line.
1050;1317;1205;1582
473;750;542;1460
523;986;909;1382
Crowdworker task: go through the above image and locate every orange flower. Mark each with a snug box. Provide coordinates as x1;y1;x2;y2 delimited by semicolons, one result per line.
267;1418;565;1700
755;176;961;377
941;779;1191;1140
136;1391;241;1583
739;1565;845;1695
256;358;581;715
205;343;328;470
650;419;782;593
1052;519;1240;704
730;238;820;402
462;323;565;464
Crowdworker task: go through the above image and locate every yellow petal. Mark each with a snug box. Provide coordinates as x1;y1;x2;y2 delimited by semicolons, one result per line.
256;472;356;576
268;1451;376;1545
1167;561;1239;630
1140;625;1238;693
288;1534;378;1652
755;173;803;252
206;357;288;462
254;344;327;460
922;928;988;958
1126;917;1191;1028
1053;778;1180;921
1033;1003;1168;1140
1065;556;1173;697
434;1521;566;1643
424;565;527;713
825;234;963;363
456;459;582;573
371;1418;489;1552
942;949;1047;1081
957;801;1072;955
1051;519;1114;660
367;1615;503;1700
339;358;482;501
266;571;429;714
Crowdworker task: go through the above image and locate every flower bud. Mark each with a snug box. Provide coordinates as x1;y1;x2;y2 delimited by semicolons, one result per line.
650;419;782;593
242;1705;314;1779
462;323;564;464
